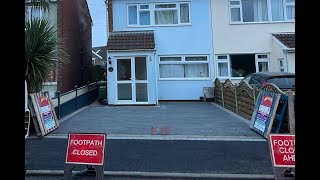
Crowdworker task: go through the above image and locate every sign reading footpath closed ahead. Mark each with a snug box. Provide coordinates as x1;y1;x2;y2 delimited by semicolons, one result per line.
66;133;106;165
269;134;295;167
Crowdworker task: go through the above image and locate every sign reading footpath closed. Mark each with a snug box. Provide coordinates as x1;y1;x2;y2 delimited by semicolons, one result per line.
65;133;106;180
66;133;106;165
268;134;295;180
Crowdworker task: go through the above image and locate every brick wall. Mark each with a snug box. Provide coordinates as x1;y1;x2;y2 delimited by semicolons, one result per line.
108;0;113;32
57;0;92;93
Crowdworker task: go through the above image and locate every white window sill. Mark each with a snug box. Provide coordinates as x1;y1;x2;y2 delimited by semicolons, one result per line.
127;24;192;28
159;78;211;81
229;21;295;25
217;77;244;80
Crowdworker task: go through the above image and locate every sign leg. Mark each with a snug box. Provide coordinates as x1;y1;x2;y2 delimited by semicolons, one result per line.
94;165;105;180
274;167;287;180
64;164;76;180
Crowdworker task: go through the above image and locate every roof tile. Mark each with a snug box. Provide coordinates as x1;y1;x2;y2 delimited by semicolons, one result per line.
107;31;155;50
273;33;295;48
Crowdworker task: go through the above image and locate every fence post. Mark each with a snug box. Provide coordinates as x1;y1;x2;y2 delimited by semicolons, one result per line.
221;81;224;107
56;91;61;119
253;87;256;104
234;83;239;114
74;85;78;110
287;91;295;134
87;82;90;105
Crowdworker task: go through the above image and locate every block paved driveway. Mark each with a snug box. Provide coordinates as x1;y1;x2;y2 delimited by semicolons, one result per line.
49;102;261;138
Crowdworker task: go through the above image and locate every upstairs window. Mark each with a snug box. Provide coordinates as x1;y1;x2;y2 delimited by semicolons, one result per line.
154;2;190;25
128;4;151;26
242;0;268;22
284;0;295;20
127;2;190;27
229;0;295;23
154;4;178;25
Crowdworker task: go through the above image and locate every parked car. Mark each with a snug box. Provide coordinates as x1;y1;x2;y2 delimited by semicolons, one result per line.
241;72;295;91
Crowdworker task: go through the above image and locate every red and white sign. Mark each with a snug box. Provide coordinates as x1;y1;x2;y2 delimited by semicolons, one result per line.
269;134;295;167
66;133;106;165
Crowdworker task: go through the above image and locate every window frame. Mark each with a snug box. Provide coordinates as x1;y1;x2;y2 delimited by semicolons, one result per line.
229;0;243;23
25;5;43;22
127;4;152;27
278;57;287;72
229;0;295;24
127;2;191;27
217;55;231;78
284;0;295;21
138;4;151;26
216;53;270;79
255;54;270;73
158;55;210;80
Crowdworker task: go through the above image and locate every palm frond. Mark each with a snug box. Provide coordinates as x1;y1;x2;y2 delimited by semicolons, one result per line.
25;18;62;93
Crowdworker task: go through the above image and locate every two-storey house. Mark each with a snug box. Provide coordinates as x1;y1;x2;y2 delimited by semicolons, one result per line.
211;0;295;83
106;0;214;105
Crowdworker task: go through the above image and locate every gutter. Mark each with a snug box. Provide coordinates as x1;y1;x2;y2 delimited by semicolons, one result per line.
284;51;289;72
283;48;295;72
283;48;295;53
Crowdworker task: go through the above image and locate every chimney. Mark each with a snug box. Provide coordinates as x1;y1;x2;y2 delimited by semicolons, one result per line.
108;0;113;32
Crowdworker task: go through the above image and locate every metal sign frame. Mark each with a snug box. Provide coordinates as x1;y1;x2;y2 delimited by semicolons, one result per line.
64;133;106;180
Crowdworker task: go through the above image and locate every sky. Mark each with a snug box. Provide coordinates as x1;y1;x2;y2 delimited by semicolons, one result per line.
87;0;107;47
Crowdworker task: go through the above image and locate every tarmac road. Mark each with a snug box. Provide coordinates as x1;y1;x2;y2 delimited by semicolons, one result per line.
25;137;274;179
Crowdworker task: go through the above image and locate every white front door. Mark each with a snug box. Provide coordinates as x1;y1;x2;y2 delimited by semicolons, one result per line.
116;57;148;104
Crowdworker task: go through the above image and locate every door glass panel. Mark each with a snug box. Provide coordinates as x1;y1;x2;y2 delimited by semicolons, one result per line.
117;59;131;80
136;83;148;102
258;62;269;72
118;84;132;100
135;57;147;80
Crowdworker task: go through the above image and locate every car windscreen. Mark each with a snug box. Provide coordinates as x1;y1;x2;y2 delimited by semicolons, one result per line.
266;77;295;89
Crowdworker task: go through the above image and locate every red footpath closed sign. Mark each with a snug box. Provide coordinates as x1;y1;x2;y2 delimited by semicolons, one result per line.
269;134;295;167
66;133;106;165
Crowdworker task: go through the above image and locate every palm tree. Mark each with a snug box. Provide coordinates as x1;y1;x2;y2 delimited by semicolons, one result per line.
25;19;57;93
25;0;68;93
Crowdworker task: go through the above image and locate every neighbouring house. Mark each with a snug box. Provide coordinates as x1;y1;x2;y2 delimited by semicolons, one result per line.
92;46;108;67
106;0;214;105
210;0;295;83
25;0;93;96
57;0;93;93
271;33;295;73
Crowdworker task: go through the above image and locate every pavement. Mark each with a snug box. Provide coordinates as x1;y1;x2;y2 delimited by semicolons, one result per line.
49;102;261;137
25;101;281;179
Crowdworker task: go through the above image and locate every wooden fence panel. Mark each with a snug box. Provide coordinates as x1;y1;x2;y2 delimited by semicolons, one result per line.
223;79;237;113
214;78;224;106
236;81;255;120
